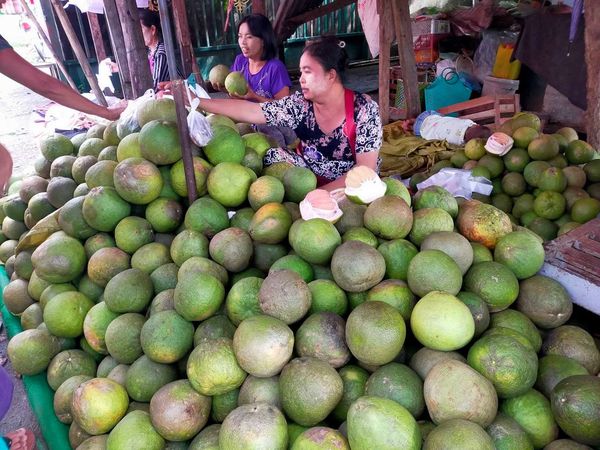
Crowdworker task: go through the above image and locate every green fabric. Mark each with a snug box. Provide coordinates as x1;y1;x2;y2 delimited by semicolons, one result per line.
0;267;71;450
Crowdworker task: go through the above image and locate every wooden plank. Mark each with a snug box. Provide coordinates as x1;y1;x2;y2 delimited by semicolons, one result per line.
377;0;392;125
273;0;296;43
49;0;107;105
172;0;200;78
585;0;600;149
391;0;420;118
252;0;265;15
39;0;66;62
17;0;78;90
115;0;153;97
102;0;133;99
87;13;107;62
287;0;356;28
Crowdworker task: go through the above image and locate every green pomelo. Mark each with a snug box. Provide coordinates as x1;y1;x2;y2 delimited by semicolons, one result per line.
464;261;519;312
346;301;405;365
295;312;350;368
289;218;341;265
18;175;48;203
242;148;263;175
238;376;281;409
175;271;224;321
248;202;292;244
409;347;466;380
502;172;527;197
85;160;117;188
478;154;505;178
84;232;115;258
563;166;587;189
330;364;368;423
490;309;542;352
528;217;558;241
208;64;230;85
114;216;154;254
342;227;378;248
87;246;130;287
512;193;535;219
204;125;245;165
170;156;210;197
494;231;545;279
170;229;208;266
486;413;533;450
308;279;347;316
72;377;129;435
125;355;178;402
283;166;317;203
178;256;228;285
113;158;162;204
83;302;119;354
82;186;131;232
20;303;43;330
258;269;311;324
566;140;596;165
542;325;600;375
407;250;463;297
105;313;146;364
248;176;285;210
421;231;473;275
424;419;494;450
2;279;35;315
79;138;110;158
513;127;539;148
40;133;75;161
528;135;559;161
365;363;424;417
116;133;141;162
411;291;475;351
230;207;254;232
377;239;418;281
193;314;236;345
184;196;229;238
207;162;255;207
103;268;153;313
208;227;253;273
44;291;94;338
7;328;59;375
347;396;421;450
189;424;220;450
536;355;589;398
233;314;294;377
139;120;181;165
58;196;97;240
457;200;513;249
584;159;600;183
291;427;349;450
224;71;248;96
186;337;246;396
538;167;567;193
270;254;314;283
106;410;164;450
382;177;411;206
501;389;559;448
27;192;55;223
456;291;490;337
225;277;263;325
503;147;531;173
211;388;239;423
516;275;573;329
140;310;193;364
243;132;273;159
364;195;413;239
47;349;97;391
219;403;287;450
331;240;385;292
280;357;343;427
450;149;469;168
571;197;600;223
149;380;211;441
408;208;454;246
335;198;366;234
31;232;86;283
136;98;176;127
53;374;93;424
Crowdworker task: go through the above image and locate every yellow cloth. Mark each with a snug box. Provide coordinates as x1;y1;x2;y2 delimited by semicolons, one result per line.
379;121;458;178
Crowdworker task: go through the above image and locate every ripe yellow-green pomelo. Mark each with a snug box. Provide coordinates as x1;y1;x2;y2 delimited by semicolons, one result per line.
494;231;545;279
270;254;314;283
571;197;600;223
219;403;287;450
170;156;211;197
208;64;230;85
464;138;487;160
566;139;596;165
512;127;539;148
541;325;600;374
184;196;229;238
114;216;153;254
378;239;418;280
233;314;294;377
175;271;225;321
468;333;538;398
556;126;579;143
186;337;246;396
113;157;163;205
407;249;463;297
408;207;454;246
347;396;421;450
307;279;347;316
140;310;193;364
116;132;142;162
413;185;459;218
224;71;248;96
382;177;411;206
107;410;164;450
365;363;424;417
82;186;131;232
411;291;475;351
289;218;341;265
207;162;256;207
457;200;512;249
44;291;95;338
364;195;413;240
209;227;253;273
7;329;59;375
225;276;263;325
464;261;519;312
31;232;86;284
85;160;117;188
503;147;531;173
538;167;567;193
204;125;245;165
83;302;119;354
72;378;129;435
424;419;495;450
78;138;109;158
533;191;566;220
40;133;75;161
528;135;559;161
501;389;559;448
366;279;415;320
243;132;273;159
207;113;237;130
331;240;385;292
283;167;317;203
136;97;176;127
139;120;182;165
248;175;285;210
346;301;406;365
248;202;292;244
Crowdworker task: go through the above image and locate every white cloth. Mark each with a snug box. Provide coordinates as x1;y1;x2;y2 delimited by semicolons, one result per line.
357;0;380;58
419;114;476;146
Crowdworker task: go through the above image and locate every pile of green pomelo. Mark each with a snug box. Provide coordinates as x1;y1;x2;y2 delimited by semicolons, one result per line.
412;112;600;242
1;99;599;450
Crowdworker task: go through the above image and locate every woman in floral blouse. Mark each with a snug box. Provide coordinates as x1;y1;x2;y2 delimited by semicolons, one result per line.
197;36;383;191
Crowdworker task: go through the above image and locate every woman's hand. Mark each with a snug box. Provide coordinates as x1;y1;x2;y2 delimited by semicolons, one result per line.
210;81;225;92
230;86;262;102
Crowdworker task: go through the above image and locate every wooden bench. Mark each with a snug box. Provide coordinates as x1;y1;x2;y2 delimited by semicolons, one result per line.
437;94;521;130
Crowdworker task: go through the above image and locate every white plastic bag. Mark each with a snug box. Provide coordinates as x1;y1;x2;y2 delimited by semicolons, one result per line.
416;167;493;199
185;81;213;147
119;89;154;134
357;0;380;58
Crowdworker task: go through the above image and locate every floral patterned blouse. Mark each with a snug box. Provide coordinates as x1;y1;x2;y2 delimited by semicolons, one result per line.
261;91;383;181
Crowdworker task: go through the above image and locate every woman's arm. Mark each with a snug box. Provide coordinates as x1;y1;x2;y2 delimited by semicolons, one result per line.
198;97;267;125
320;151;380;192
0;48;124;120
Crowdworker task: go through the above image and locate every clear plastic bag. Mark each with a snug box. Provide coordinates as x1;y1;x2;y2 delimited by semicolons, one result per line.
118;89;155;135
416;167;493;199
473;29;520;83
185;81;213;147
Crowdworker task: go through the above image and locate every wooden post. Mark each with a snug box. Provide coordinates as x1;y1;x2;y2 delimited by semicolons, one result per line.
87;13;107;62
103;0;134;99
49;0;107;104
17;0;78;90
391;0;420;118
252;0;265;15
115;0;153;97
584;0;600;149
377;0;392;125
171;0;201;79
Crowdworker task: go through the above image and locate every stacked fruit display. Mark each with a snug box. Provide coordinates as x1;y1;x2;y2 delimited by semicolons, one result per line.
1;102;599;450
411;112;600;242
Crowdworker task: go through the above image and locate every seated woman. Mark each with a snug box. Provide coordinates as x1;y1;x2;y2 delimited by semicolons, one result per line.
221;13;294;147
199;36;382;191
139;9;182;92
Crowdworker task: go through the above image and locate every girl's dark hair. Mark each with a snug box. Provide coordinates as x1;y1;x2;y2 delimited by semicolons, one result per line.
302;35;348;81
237;14;278;61
139;9;162;37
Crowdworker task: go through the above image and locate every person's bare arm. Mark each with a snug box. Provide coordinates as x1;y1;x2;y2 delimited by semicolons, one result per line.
236;85;290;103
198;97;267;125
320;151;380;192
0;48;124;120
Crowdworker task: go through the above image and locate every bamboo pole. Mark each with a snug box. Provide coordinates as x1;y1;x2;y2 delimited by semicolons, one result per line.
17;0;78;90
49;0;107;105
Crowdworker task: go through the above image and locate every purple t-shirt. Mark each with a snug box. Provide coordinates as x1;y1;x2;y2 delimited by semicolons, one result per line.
231;54;291;100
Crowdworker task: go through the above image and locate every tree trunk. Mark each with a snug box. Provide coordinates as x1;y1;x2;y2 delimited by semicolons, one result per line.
585;0;600;148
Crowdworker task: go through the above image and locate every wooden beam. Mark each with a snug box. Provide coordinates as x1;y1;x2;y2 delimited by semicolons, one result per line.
102;0;133;99
252;0;266;15
87;13;107;62
391;0;420;118
287;0;355;28
584;0;600;149
114;0;153;97
49;0;107;104
172;0;200;78
377;0;392;125
273;0;296;43
17;0;78;90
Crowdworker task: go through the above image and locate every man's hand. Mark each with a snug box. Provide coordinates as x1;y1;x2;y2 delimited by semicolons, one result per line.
103;99;128;121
